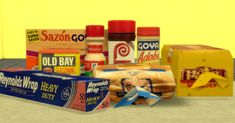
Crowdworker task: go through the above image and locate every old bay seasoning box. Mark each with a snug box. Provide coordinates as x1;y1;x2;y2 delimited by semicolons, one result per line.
39;49;80;75
161;45;233;96
26;29;108;74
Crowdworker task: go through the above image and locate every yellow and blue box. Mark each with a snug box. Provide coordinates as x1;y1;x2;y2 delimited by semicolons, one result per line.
39;49;80;75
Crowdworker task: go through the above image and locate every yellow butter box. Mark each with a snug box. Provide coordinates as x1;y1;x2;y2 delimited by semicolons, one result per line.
161;45;233;96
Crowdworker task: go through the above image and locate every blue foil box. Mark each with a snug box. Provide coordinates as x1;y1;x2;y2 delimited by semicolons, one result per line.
0;70;110;112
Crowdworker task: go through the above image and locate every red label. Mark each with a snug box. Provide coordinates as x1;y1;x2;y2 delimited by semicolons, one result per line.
114;43;131;64
69;82;86;111
181;66;226;88
88;45;103;53
84;61;105;71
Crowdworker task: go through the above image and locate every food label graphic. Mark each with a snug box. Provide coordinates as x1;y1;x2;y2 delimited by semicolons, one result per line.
26;30;86;42
84;61;105;77
181;66;226;88
117;77;161;97
108;41;135;64
121;78;152;93
87;45;103;53
40;54;80;75
137;41;159;64
84;61;105;71
0;70;110;112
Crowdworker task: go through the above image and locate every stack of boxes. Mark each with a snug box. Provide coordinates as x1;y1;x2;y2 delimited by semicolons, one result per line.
0;20;233;112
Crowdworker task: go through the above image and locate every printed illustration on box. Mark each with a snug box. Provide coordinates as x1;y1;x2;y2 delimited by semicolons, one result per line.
26;29;108;74
93;64;176;104
161;45;233;96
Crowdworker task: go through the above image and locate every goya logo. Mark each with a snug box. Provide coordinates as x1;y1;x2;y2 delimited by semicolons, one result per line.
181;66;226;88
41;30;86;42
138;51;159;64
114;43;131;64
138;41;159;50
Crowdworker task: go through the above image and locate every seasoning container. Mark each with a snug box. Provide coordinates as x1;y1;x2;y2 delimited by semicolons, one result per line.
137;27;160;64
108;20;136;64
39;49;80;75
84;25;106;77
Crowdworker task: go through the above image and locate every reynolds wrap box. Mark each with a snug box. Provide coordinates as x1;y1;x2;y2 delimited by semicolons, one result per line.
161;45;233;96
0;70;110;112
26;29;108;74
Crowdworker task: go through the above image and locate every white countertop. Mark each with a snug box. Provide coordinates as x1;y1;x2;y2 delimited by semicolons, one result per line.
1;85;235;123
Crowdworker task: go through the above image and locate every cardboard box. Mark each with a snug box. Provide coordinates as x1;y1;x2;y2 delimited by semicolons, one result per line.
0;70;110;112
39;49;80;75
161;45;233;96
26;29;108;74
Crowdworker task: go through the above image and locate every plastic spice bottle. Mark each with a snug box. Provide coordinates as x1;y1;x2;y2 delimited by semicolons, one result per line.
108;20;136;64
137;27;160;64
84;25;106;77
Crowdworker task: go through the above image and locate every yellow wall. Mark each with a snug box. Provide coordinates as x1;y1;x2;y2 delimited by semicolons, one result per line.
0;0;3;59
1;0;235;58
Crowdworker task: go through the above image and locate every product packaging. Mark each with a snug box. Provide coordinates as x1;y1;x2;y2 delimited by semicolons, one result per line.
26;29;108;74
137;27;160;64
108;20;136;64
39;49;80;75
0;69;110;112
114;86;161;108
93;64;176;102
84;25;106;77
161;45;233;96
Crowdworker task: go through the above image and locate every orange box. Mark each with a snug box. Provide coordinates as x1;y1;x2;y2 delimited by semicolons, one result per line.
26;29;108;74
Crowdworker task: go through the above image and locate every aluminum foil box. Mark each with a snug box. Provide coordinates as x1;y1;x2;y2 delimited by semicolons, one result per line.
0;70;110;112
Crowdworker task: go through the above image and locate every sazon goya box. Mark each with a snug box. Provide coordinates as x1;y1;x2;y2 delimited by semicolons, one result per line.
39;49;80;75
0;70;110;112
26;29;109;73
